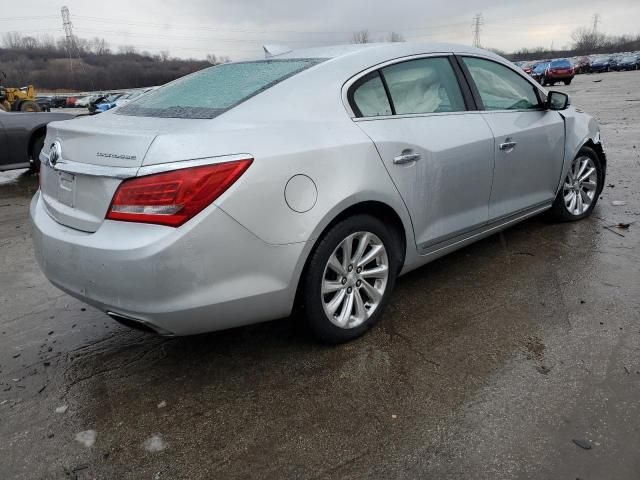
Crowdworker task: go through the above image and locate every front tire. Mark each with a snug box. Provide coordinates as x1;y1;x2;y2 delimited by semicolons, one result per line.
19;100;41;112
548;146;603;222
302;214;401;344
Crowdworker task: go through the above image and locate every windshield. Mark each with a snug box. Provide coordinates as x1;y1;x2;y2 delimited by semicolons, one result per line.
534;63;549;73
550;59;571;68
117;59;324;119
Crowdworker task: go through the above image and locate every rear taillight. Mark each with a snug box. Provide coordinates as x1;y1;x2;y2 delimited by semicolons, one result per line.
106;158;252;227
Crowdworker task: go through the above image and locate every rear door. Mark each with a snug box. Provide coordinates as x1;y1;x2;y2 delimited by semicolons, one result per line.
350;55;495;251
459;56;565;220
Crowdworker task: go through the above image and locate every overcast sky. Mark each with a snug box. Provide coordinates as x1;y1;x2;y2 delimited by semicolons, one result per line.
5;0;640;60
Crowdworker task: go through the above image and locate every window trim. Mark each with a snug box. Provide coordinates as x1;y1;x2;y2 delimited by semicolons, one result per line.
344;53;475;120
456;55;547;112
347;70;394;118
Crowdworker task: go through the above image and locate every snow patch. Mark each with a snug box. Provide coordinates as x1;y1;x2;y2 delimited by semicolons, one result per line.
75;430;97;448
143;434;167;452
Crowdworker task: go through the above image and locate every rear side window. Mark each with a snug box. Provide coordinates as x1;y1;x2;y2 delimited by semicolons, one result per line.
117;59;324;119
351;72;392;117
462;57;541;111
381;57;466;114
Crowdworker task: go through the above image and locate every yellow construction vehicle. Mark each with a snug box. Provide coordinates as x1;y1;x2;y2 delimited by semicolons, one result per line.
0;85;41;112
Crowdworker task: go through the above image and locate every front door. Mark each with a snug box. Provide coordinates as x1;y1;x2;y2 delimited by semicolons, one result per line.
460;56;565;220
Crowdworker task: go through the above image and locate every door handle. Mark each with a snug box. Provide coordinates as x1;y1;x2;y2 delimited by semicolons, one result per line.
499;139;517;152
393;151;421;165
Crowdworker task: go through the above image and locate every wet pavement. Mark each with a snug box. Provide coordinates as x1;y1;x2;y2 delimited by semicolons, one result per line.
1;71;639;479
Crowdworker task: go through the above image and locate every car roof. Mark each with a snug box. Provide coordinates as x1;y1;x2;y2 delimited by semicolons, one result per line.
277;42;503;62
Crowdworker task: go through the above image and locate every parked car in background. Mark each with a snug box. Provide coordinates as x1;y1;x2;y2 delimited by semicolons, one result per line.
613;56;638;71
50;96;68;108
65;96;78;107
591;57;612;73
36;97;52;112
531;62;550;83
32;43;606;343
540;59;575;86
520;62;536;75
608;56;620;70
75;95;98;108
88;93;124;114
574;56;591;74
0;110;74;171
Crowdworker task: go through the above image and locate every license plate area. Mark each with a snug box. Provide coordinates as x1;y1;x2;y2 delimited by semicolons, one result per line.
57;171;76;208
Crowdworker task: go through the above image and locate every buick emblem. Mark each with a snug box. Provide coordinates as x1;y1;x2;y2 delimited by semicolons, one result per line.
49;141;62;166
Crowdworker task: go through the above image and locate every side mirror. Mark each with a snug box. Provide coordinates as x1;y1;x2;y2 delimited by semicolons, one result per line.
547;91;570;111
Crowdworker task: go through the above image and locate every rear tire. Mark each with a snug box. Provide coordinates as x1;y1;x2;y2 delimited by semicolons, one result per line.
301;214;401;344
548;146;603;222
564;79;572;85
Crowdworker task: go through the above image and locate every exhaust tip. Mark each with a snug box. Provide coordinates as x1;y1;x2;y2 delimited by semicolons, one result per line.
106;311;174;336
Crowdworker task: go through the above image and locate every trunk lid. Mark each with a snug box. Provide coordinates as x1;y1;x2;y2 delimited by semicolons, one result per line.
40;114;203;232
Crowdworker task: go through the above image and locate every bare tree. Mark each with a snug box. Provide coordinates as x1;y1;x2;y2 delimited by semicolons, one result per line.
119;45;137;55
22;36;38;49
206;53;218;65
91;37;110;55
160;50;170;62
387;32;405;43
2;32;23;48
571;27;605;54
352;30;370;44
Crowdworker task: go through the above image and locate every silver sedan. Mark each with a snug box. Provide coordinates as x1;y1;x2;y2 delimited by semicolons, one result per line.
31;43;606;343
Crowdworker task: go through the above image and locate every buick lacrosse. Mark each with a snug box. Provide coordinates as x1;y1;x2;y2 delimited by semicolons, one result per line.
31;43;606;343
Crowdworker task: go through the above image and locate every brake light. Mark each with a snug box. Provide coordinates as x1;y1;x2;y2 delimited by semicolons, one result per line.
106;159;252;227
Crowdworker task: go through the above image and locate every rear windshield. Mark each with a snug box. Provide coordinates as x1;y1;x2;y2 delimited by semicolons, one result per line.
550;59;571;67
117;59;324;119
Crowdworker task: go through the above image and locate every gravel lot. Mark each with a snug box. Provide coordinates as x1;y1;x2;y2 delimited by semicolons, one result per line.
1;71;639;479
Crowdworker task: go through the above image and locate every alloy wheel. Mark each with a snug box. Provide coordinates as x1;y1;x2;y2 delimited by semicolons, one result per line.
321;231;389;329
563;155;598;216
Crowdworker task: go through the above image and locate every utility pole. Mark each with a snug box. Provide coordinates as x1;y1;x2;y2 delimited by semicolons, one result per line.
61;6;74;75
592;13;600;34
472;13;483;48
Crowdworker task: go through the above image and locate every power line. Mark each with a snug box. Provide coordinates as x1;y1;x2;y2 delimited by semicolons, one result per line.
0;15;58;22
72;14;472;35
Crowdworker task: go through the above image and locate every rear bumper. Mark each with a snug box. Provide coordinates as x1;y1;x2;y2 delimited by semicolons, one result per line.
30;192;306;335
547;73;574;80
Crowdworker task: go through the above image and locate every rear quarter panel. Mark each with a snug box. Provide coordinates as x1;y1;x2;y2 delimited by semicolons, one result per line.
143;119;415;251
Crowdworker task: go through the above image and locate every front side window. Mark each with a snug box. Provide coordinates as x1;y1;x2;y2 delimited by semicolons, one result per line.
381;57;466;115
462;57;541;111
117;59;324;119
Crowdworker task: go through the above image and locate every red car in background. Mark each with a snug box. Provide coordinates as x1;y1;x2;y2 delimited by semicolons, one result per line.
574;57;591;74
65;96;77;108
522;62;536;75
541;59;575;86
